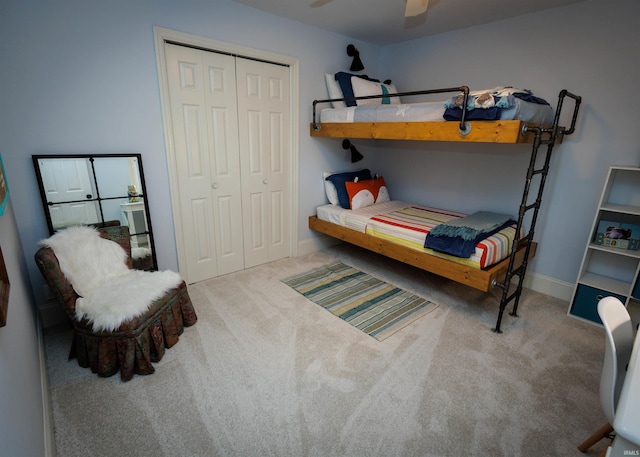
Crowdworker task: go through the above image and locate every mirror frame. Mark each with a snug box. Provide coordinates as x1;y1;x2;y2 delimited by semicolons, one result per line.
32;153;158;270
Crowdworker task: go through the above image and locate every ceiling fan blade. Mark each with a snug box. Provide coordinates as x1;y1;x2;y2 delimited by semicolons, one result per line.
405;0;429;17
310;0;333;7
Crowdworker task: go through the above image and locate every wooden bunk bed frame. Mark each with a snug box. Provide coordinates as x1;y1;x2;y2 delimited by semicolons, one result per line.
309;86;582;333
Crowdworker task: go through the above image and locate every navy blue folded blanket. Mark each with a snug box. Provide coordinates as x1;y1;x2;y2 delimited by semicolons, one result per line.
424;211;516;258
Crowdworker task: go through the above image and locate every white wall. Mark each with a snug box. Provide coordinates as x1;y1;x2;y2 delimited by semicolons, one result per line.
0;198;47;456
375;0;640;289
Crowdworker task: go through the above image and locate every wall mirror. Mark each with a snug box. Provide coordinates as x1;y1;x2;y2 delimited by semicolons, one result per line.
32;153;157;271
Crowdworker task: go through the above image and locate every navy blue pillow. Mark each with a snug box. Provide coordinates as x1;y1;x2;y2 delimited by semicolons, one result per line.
334;72;380;107
326;169;372;209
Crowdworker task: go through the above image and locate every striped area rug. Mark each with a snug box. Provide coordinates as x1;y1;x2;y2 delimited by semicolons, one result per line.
282;262;439;341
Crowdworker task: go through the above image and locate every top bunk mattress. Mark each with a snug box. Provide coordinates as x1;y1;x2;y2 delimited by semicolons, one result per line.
316;201;520;270
320;96;554;125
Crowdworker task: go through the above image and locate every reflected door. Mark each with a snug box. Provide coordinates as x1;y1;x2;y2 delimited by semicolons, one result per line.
37;158;99;229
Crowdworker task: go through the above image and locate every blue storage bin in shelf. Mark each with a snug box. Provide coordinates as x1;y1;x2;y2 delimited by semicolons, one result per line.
633;278;640;299
570;284;627;325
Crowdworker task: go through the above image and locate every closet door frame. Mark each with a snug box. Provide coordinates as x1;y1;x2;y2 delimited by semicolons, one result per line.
153;26;299;282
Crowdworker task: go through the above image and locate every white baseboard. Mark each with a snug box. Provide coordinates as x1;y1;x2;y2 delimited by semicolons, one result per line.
37;317;57;457
38;301;67;329
297;234;342;257
523;272;573;302
297;237;573;302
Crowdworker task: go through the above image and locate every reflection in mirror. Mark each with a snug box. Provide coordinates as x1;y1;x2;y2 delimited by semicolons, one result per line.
94;156;142;199
32;154;157;271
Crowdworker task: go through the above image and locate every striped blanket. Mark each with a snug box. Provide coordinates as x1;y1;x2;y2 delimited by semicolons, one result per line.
365;205;518;269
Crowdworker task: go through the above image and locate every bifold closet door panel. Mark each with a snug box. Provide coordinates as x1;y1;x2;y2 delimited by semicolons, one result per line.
235;57;291;268
165;43;245;282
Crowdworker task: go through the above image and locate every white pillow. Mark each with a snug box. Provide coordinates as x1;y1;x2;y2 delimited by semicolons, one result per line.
323;171;339;205
325;74;346;109
351;77;400;106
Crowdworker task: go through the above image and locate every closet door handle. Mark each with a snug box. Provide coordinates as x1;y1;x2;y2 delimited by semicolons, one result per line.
263;179;268;185
211;183;219;189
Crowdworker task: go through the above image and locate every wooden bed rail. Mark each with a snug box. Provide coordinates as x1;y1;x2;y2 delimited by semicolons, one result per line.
309;120;557;144
309;215;536;294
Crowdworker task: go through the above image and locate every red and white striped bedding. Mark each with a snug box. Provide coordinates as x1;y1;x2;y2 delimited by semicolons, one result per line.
316;201;519;269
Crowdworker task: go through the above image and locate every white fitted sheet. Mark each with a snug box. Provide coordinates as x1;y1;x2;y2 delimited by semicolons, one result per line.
319;97;554;125
317;201;411;233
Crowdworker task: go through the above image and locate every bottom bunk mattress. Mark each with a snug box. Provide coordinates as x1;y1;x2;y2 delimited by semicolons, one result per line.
316;201;519;270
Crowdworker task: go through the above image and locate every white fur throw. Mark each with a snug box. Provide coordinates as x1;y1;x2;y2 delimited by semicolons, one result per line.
40;226;182;332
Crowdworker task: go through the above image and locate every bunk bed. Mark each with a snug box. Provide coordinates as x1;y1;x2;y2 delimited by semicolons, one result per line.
309;82;582;333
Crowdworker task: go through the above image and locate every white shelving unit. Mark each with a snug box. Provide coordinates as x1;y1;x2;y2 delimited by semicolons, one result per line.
569;166;640;326
120;201;149;249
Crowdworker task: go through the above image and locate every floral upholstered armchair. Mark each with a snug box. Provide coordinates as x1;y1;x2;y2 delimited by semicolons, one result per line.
35;225;197;381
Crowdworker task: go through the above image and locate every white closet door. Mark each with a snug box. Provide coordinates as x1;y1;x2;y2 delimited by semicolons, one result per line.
165;43;244;282
235;57;290;268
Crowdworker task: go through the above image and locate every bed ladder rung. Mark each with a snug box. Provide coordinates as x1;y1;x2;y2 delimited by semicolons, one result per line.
504;290;520;304
516;234;534;248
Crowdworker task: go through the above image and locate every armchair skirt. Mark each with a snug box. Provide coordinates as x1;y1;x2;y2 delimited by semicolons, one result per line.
70;281;197;380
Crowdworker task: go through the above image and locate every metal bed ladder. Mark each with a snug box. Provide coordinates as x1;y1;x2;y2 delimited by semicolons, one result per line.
493;89;582;333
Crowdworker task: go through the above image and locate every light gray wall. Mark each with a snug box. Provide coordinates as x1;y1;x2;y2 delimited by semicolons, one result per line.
1;0;637;453
375;0;640;286
0;199;46;456
0;1;377;453
3;0;638;310
0;0;379;311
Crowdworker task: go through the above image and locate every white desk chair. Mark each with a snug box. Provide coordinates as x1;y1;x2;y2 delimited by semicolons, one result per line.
578;296;635;456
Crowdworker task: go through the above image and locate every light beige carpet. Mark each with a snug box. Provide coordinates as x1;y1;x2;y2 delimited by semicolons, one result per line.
44;244;609;456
